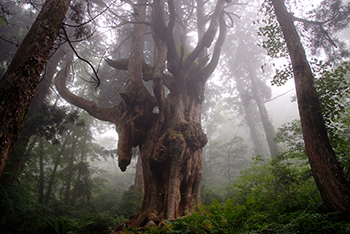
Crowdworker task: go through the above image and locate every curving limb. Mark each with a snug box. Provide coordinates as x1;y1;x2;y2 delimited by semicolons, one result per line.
105;57;176;91
183;0;226;72
151;0;168;127
55;51;121;125
166;0;180;76
55;51;140;172
196;13;227;83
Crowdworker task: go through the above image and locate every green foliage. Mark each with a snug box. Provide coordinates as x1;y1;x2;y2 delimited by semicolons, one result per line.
305;0;350;61
0;15;5;26
271;62;293;86
0;103;130;234
0;182;124;234
257;0;293;87
122;154;349;234
0;184;51;234
260;0;350;86
26;103;82;142
275;119;305;158
257;0;288;59
116;188;143;218
271;59;350;173
201;183;224;205
274;60;350;174
313;60;350;169
45;218;71;234
313;60;350;123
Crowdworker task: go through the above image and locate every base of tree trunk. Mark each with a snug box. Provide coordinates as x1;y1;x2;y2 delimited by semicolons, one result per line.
114;121;206;231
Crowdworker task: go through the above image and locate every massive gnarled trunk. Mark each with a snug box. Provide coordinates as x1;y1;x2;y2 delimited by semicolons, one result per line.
271;0;350;215
55;0;227;228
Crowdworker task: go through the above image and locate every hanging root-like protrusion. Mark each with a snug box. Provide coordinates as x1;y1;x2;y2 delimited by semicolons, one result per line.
117;120;133;172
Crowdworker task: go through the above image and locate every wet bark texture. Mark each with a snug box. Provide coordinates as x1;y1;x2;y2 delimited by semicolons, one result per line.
55;0;227;228
0;0;71;178
1;48;67;185
272;0;350;215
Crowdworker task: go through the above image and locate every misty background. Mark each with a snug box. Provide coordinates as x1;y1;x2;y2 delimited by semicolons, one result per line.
1;0;350;233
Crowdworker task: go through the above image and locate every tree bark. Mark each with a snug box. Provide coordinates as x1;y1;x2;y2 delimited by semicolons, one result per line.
271;0;350;215
0;0;71;178
55;0;226;228
133;152;144;194
1;48;67;185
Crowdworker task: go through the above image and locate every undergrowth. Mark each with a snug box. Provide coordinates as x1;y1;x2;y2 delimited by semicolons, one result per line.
120;156;350;234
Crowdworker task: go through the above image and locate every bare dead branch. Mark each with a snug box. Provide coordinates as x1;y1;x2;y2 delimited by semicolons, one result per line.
62;27;101;87
64;0;120;28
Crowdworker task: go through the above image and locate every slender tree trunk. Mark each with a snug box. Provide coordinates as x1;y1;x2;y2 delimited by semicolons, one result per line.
239;39;277;156
81;165;91;204
70;162;82;206
25;135;39;158
64;137;76;204
231;37;272;156
235;76;265;155
38;137;45;204
0;0;71;178
44;134;70;205
249;70;278;156
271;0;350;214
71;135;87;206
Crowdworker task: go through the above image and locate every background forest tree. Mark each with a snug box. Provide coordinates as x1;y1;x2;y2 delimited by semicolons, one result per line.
1;0;350;233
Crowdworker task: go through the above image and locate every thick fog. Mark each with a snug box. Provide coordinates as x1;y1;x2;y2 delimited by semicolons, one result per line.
1;0;350;233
